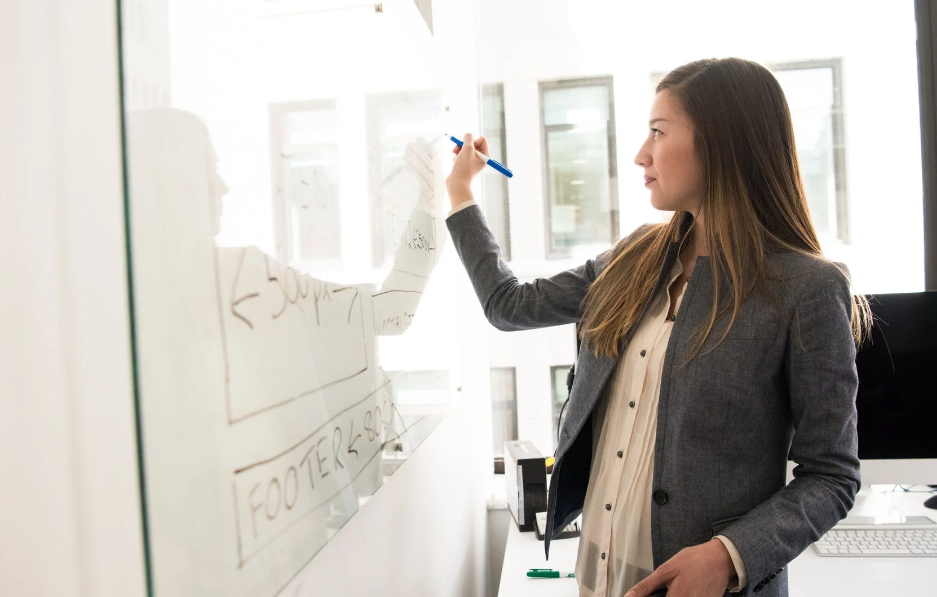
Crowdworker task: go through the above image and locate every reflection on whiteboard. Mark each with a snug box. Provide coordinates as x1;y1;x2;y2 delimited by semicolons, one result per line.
270;102;343;266
126;107;449;596
232;379;407;565
218;248;368;423
367;90;446;268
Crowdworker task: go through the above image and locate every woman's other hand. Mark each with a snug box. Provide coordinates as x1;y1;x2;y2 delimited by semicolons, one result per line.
624;538;735;597
445;132;488;209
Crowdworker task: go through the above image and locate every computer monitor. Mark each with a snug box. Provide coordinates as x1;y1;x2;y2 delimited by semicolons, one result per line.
856;291;937;486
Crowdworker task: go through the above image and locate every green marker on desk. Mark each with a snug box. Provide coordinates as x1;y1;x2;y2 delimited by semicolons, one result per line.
527;568;575;578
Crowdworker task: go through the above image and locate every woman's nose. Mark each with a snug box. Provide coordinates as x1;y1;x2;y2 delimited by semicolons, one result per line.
634;140;651;168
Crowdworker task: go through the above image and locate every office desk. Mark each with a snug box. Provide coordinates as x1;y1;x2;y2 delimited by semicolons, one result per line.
498;489;937;596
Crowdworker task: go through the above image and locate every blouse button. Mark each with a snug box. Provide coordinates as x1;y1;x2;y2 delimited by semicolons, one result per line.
640;349;647;357
605;503;612;511
629;401;635;409
617;450;623;458
601;552;606;560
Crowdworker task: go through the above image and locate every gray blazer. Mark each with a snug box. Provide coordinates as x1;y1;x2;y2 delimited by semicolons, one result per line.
447;206;860;597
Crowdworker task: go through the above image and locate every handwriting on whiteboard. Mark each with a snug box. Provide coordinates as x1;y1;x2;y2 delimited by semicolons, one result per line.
216;246;369;424
230;381;417;566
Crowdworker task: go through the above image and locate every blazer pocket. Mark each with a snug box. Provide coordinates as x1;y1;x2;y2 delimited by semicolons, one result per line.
710;514;744;537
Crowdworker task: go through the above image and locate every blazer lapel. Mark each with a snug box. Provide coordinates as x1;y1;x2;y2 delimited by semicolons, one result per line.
557;214;692;454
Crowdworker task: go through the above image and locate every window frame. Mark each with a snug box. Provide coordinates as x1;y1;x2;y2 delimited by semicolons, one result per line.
768;58;849;244
550;364;573;447
489;366;519;460
480;83;512;261
539;77;619;259
268;98;340;265
364;89;445;268
916;0;937;290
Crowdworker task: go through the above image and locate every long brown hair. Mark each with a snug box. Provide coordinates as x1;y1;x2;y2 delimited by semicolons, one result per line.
581;57;871;359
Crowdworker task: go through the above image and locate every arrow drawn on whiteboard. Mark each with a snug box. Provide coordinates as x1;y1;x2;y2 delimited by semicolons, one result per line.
231;248;259;329
265;255;289;320
347;420;361;457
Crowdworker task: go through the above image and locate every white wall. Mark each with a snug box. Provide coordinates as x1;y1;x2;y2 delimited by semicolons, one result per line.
0;1;147;596
472;0;926;459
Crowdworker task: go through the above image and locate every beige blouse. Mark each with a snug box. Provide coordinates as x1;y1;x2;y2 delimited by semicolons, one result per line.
575;258;747;596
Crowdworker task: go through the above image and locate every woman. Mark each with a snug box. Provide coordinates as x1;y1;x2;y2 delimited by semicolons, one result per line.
445;58;870;597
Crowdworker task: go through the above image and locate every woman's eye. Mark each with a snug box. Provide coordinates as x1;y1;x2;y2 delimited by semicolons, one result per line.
651;128;662;138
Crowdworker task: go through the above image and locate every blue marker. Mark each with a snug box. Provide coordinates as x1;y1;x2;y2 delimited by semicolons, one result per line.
448;134;514;178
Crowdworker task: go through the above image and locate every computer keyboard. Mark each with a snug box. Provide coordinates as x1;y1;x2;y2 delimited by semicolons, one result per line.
813;528;937;556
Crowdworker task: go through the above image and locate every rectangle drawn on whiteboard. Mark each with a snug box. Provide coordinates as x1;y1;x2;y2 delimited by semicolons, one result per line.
217;247;369;424
230;380;415;566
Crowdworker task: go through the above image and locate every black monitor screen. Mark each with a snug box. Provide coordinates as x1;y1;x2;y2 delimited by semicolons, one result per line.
855;292;937;459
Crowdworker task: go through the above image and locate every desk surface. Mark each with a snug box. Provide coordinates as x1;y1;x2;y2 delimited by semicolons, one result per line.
498;489;937;596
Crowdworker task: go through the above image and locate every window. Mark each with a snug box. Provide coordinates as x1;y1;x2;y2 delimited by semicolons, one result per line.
771;59;848;243
480;84;511;260
490;367;518;457
387;370;451;406
269;101;341;267
551;365;573;446
541;78;619;257
365;90;445;268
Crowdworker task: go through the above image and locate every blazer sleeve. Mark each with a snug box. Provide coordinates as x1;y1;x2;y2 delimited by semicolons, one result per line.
718;260;861;595
446;204;644;332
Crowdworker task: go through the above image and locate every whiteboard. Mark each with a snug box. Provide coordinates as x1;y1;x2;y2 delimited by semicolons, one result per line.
121;0;472;594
